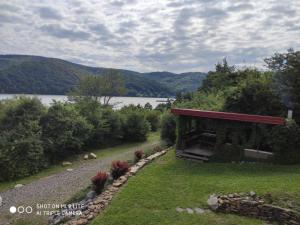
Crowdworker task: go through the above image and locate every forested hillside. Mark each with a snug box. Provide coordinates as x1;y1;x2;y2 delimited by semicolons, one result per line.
0;55;206;97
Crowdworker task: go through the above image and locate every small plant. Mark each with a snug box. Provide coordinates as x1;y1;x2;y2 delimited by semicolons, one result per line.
134;150;144;161
91;171;108;194
153;145;163;152
111;160;129;180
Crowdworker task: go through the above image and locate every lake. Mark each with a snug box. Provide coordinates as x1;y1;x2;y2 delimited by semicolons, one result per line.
0;94;171;109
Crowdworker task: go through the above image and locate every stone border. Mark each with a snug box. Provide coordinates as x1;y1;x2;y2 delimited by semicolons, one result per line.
207;193;300;225
50;148;170;225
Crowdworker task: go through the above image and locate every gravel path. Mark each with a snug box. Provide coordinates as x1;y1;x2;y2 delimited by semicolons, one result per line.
0;142;159;224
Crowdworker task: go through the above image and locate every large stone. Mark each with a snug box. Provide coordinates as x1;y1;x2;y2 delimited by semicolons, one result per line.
76;219;88;225
186;208;194;214
67;168;74;172
62;161;72;166
194;207;205;214
86;190;96;200
84;154;89;160
14;184;23;188
176;207;185;213
207;195;219;211
90;153;97;159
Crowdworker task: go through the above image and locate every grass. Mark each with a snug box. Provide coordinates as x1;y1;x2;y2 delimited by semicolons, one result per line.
91;149;300;225
0;132;160;193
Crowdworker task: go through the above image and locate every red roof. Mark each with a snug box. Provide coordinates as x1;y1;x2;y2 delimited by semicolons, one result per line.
171;108;285;125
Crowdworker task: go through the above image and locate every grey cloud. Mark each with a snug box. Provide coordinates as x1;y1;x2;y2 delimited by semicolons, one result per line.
36;7;62;20
227;3;254;12
0;13;22;24
89;24;113;40
0;4;20;12
40;24;91;41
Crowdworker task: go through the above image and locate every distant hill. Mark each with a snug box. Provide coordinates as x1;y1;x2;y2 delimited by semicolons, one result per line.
0;55;206;97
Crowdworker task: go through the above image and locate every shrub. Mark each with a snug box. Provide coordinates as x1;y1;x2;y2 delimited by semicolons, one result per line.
111;160;129;180
153;145;163;152
160;112;176;145
134;150;144;161
122;110;150;142
270;120;300;164
0;98;45;181
41;102;92;162
91;172;108;194
146;110;161;131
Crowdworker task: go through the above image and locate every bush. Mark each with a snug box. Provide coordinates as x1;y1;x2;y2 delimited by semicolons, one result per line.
134;150;144;161
146;110;161;131
41;102;92;161
91;172;108;194
111;160;129;180
0;98;45;181
122;110;150;142
160;112;176;145
270;120;300;164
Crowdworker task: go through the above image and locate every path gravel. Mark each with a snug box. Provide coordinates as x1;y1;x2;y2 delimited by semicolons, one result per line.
0;142;159;224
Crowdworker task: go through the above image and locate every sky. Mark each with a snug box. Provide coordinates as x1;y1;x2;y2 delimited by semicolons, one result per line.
0;0;299;73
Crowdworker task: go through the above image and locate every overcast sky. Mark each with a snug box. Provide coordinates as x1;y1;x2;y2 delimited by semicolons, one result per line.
0;0;299;73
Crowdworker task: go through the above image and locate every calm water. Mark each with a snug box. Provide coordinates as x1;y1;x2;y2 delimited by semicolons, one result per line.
0;94;170;109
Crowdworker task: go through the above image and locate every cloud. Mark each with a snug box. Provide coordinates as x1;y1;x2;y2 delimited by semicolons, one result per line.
36;7;62;20
39;24;91;41
0;0;300;72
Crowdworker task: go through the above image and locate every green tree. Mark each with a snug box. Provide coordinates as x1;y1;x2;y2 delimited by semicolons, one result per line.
71;69;126;106
41;102;92;161
0;97;45;181
265;49;300;122
160;112;177;145
122;110;150;142
224;72;285;116
146;110;161;131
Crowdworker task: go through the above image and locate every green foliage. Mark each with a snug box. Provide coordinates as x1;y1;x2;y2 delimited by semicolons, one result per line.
0;98;45;181
122;110;150;142
145;110;161;131
270;120;300;164
224;72;285;116
160;112;176;145
41;102;92;161
71;70;126;105
265;49;300;123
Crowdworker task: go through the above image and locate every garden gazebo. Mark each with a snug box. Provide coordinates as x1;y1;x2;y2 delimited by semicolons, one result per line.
171;108;285;162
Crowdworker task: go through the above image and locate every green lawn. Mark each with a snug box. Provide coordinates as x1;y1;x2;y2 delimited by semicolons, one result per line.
91;149;300;225
0;132;160;192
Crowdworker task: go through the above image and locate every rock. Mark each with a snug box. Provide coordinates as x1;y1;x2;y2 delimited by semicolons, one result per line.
90;153;97;159
0;195;2;206
67;168;74;172
86;190;96;200
87;214;94;220
113;181;122;187
186;208;194;214
84;154;89;160
62;161;72;166
207;195;219;210
76;219;88;225
176;207;185;213
14;184;23;188
250;191;256;197
194;207;205;214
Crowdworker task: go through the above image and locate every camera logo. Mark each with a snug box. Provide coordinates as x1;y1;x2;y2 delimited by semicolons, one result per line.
9;206;33;214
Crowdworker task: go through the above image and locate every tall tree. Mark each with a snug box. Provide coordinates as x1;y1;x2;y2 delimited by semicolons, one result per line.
71;69;126;105
101;70;126;105
265;49;300;122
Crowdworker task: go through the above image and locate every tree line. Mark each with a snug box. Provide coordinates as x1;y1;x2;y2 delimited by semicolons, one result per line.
0;70;168;181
